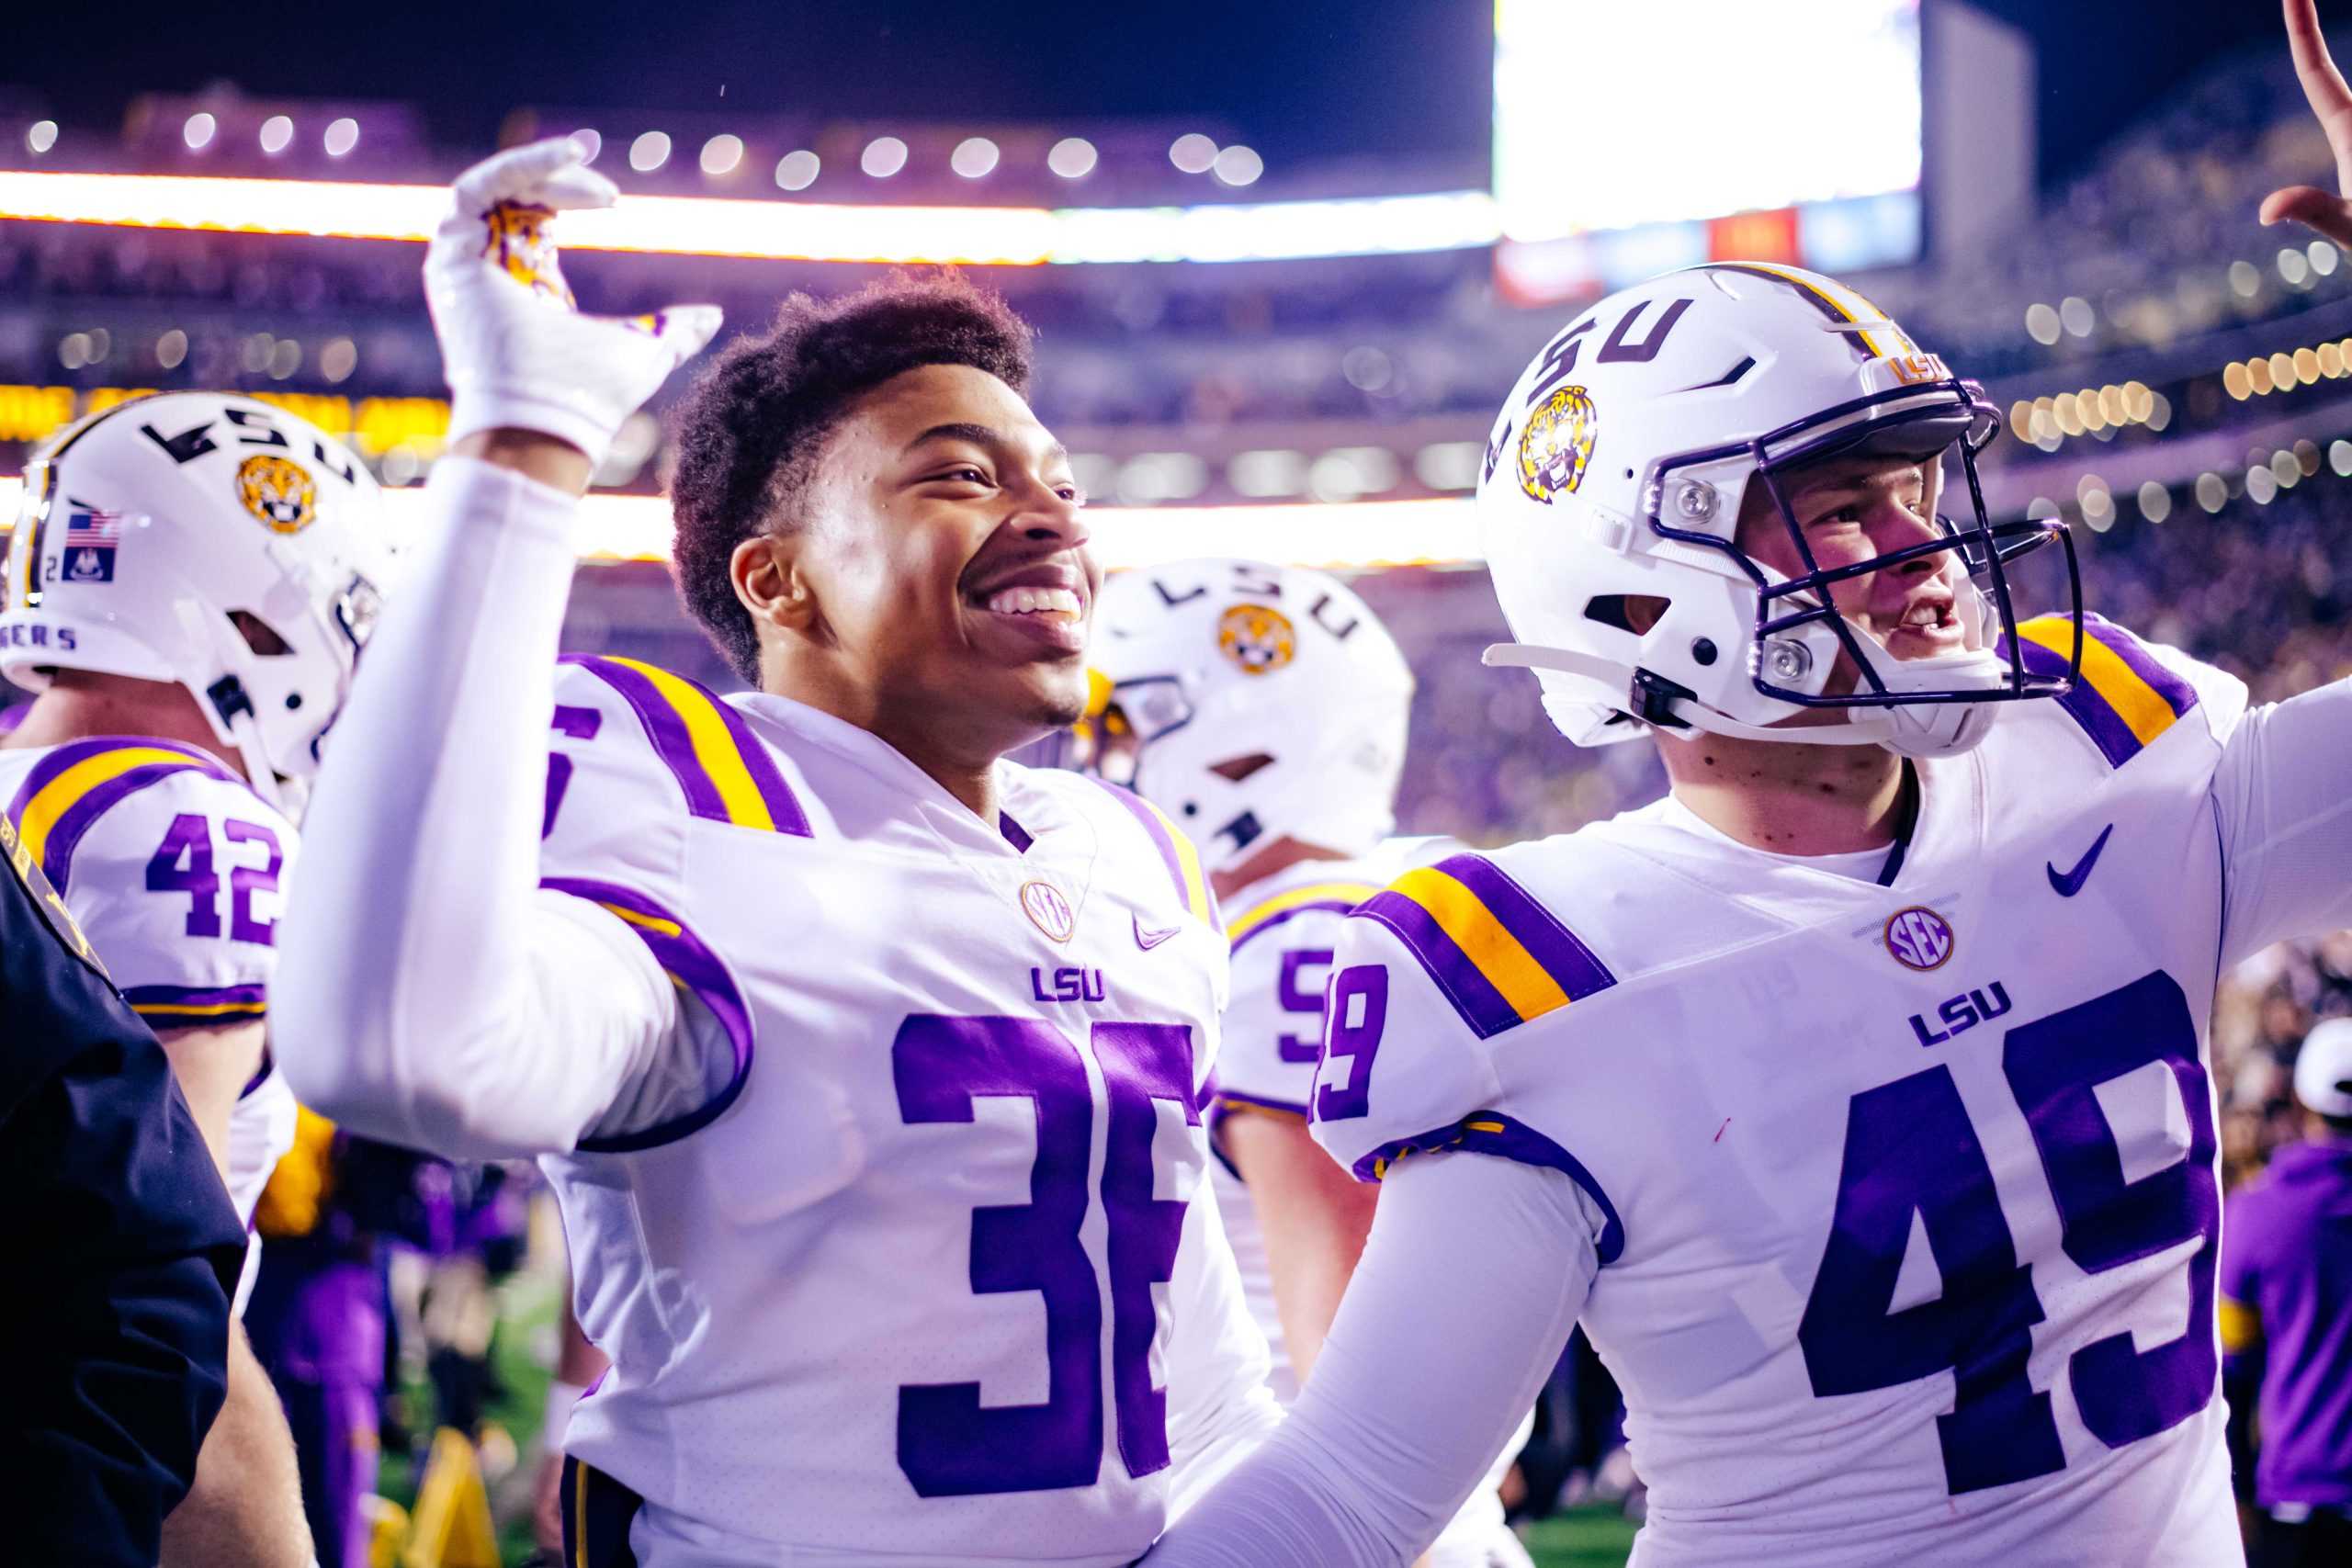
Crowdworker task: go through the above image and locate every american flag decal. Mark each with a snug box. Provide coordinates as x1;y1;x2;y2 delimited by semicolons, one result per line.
60;506;121;582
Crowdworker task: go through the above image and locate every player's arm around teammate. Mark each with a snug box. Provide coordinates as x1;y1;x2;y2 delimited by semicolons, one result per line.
275;143;719;1157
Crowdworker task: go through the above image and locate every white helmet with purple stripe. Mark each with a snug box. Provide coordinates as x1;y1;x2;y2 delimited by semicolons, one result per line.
1078;558;1414;874
0;391;390;811
1477;262;2081;758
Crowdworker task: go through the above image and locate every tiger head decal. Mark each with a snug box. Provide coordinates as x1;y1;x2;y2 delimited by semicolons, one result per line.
1216;603;1296;676
1517;385;1600;504
235;455;317;535
481;198;574;305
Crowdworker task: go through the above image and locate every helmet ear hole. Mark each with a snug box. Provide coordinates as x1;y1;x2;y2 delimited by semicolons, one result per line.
228;610;291;657
1207;752;1274;783
1585;594;1669;636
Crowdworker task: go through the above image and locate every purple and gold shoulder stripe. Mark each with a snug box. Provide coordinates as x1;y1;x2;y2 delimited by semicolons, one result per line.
560;656;810;837
126;981;267;1026
6;736;242;892
1227;880;1383;954
1090;779;1220;931
540;875;754;1152
1355;853;1614;1039
2001;614;2199;769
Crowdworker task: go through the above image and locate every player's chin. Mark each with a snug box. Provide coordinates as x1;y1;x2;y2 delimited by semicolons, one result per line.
951;647;1090;735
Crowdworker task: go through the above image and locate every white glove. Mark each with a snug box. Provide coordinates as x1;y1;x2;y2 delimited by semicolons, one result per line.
426;137;722;464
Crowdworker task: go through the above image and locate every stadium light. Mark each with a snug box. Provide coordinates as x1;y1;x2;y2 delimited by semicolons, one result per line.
259;116;294;154
628;131;670;173
183;113;217;152
26;120;57;155
699;134;743;176
861;137;909;178
571;129;603;164
0;474;1482;570
951;137;1001;179
1211;145;1263;187
1169;133;1217;174
774;150;819;191
1046;138;1098;179
323;118;359;157
0;169;1500;265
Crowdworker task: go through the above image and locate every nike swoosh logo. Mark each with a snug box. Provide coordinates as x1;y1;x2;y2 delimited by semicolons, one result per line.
1134;913;1182;951
2046;823;2115;897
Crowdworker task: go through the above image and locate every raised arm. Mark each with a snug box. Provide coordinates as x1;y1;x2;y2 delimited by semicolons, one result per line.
275;141;720;1158
2212;676;2352;965
2264;0;2352;244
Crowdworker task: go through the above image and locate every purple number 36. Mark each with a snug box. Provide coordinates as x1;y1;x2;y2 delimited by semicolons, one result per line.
892;1013;1197;1497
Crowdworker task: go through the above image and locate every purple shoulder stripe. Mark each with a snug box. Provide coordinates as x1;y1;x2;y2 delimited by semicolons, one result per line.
709;695;814;837
1353;889;1521;1038
1351;1109;1624;1265
1999;615;2199;769
125;980;269;1026
1085;777;1215;928
1435;853;1616;1002
560;656;810;836
540;875;754;1153
8;738;244;892
2082;612;2200;716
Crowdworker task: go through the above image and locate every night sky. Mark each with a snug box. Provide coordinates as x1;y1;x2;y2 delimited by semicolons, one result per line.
0;1;2323;189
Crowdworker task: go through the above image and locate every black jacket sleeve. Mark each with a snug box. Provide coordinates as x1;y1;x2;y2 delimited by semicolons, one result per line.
0;823;249;1568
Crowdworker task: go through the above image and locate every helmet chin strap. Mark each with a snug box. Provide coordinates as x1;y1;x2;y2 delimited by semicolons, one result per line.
1486;641;1998;757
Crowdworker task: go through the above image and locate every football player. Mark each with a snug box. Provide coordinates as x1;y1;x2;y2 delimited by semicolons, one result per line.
0;389;387;1565
1083;558;1532;1566
1145;30;2352;1562
275;141;1279;1568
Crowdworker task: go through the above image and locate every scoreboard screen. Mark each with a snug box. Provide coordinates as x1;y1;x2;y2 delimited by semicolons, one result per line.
1493;0;1923;301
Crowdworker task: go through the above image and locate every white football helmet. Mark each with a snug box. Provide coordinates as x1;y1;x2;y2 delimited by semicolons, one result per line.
1479;263;2080;758
1;391;390;810
1079;558;1415;874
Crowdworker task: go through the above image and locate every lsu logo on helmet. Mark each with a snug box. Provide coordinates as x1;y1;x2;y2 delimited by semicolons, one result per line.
235;455;317;534
1517;384;1600;503
1217;604;1297;676
482;199;574;305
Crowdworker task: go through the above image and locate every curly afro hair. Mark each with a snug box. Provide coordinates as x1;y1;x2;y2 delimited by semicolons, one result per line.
667;272;1036;682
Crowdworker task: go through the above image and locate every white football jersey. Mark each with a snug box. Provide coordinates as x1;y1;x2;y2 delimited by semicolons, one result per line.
1311;618;2258;1567
534;656;1248;1564
0;736;298;1267
1211;855;1391;1401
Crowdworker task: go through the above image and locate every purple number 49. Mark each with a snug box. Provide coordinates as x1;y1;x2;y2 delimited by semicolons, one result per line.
1312;964;1389;1122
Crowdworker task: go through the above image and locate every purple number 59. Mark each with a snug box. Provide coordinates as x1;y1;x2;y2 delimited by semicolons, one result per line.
892;1013;1197;1498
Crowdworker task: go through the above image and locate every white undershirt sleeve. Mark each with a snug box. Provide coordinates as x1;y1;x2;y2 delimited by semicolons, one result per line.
2211;678;2352;967
275;457;679;1160
1144;1151;1600;1568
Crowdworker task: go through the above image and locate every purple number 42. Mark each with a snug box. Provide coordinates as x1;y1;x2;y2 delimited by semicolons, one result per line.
145;813;281;943
892;1014;1197;1497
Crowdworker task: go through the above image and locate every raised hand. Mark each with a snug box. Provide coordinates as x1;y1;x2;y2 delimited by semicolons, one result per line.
2263;0;2352;247
426;138;721;465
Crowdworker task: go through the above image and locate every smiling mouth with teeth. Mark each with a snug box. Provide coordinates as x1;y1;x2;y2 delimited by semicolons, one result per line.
983;585;1085;621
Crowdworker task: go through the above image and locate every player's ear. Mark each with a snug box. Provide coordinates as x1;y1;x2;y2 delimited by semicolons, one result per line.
731;530;820;639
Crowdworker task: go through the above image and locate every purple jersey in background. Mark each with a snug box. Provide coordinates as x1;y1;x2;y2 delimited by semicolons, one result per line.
2221;1134;2352;1507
